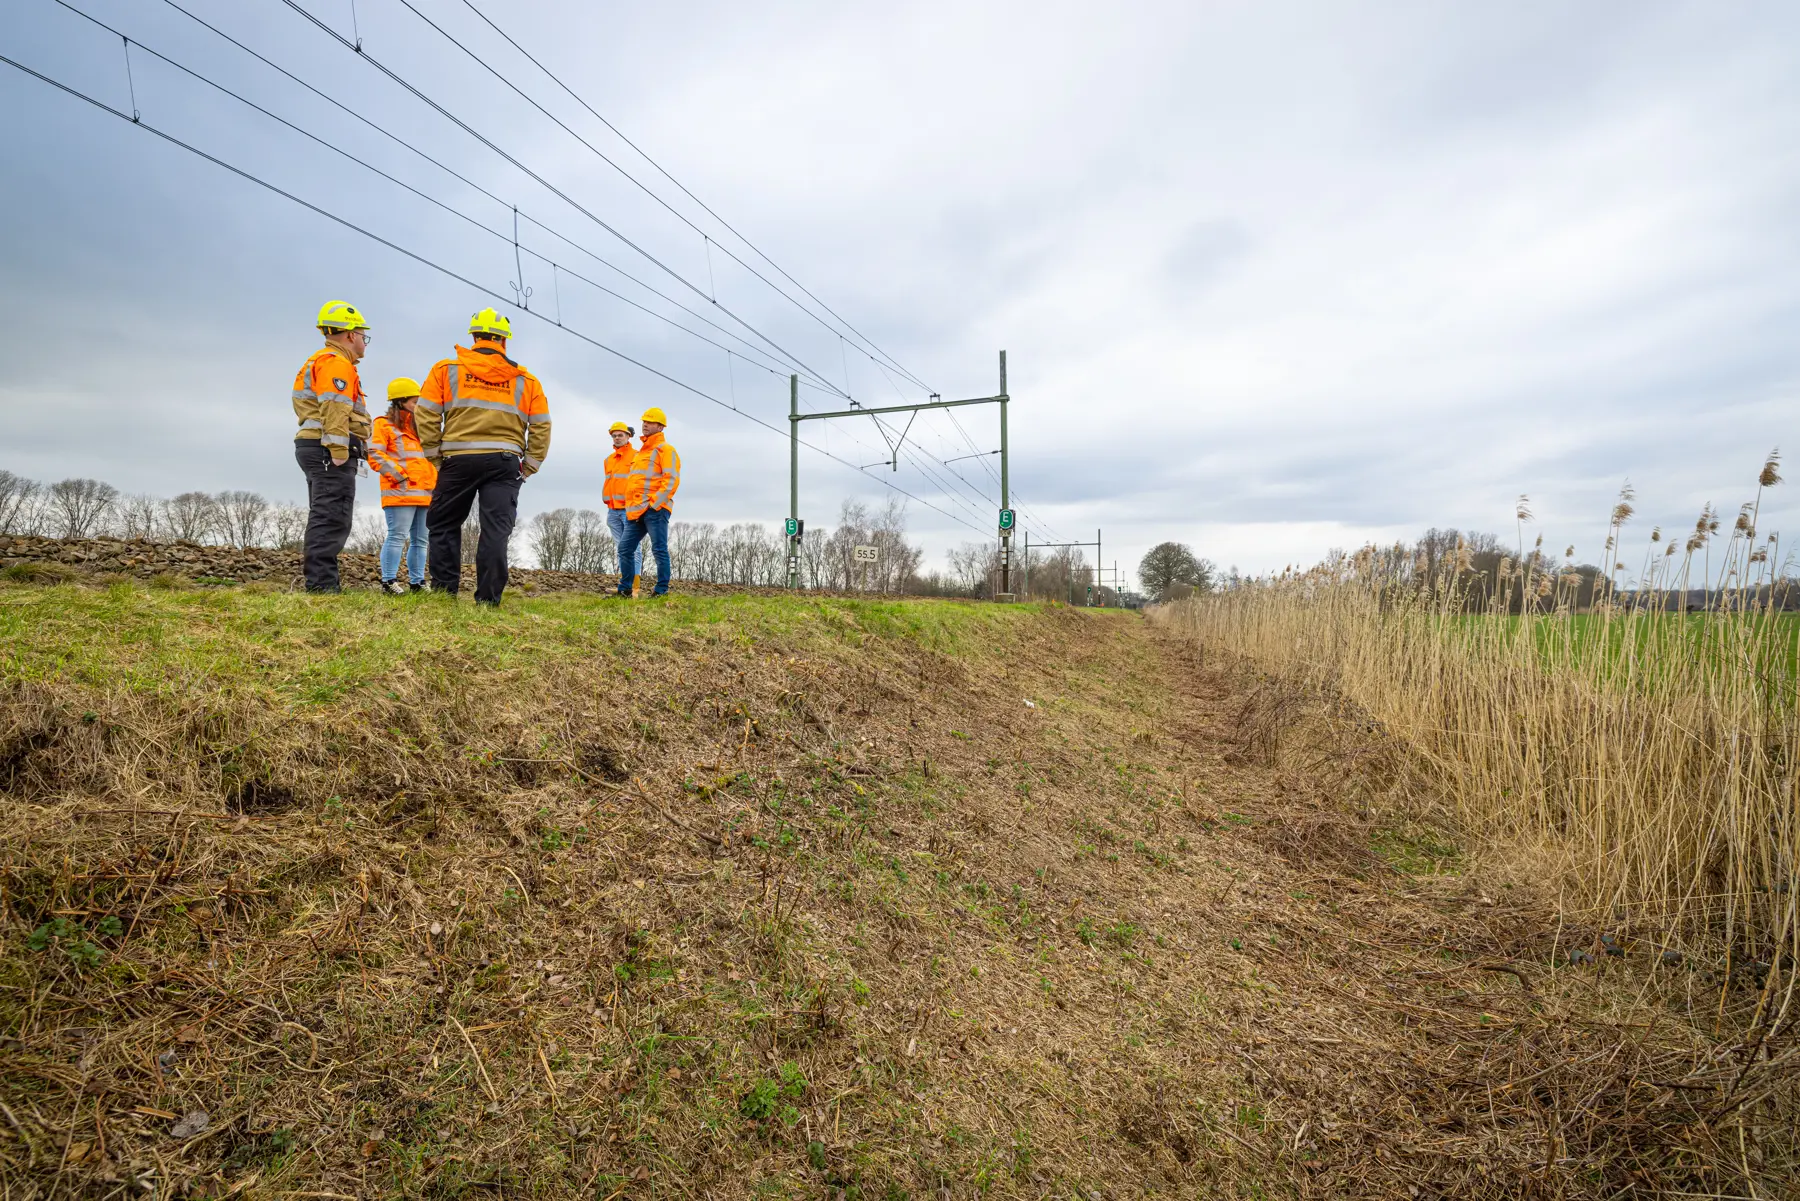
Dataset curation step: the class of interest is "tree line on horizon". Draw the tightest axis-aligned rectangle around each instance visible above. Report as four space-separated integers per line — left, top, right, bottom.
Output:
0 467 1107 598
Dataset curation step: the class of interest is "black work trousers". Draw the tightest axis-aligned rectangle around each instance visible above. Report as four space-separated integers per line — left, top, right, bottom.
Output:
426 453 522 603
295 438 360 593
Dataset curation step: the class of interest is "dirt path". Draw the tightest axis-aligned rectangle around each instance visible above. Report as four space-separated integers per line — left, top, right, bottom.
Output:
919 612 1764 1196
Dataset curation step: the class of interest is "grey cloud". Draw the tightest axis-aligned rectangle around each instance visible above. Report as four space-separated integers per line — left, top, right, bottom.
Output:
1160 220 1253 302
5 0 1800 582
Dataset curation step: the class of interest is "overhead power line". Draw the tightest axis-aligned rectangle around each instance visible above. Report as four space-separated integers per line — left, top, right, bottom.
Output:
437 0 935 395
31 7 1040 545
0 49 992 538
53 0 807 387
795 348 1066 542
273 0 855 403
146 0 844 396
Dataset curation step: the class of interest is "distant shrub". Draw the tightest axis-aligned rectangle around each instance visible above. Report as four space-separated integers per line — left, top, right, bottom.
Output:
2 561 80 584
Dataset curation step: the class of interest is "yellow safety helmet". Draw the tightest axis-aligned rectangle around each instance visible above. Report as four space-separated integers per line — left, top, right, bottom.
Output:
641 407 668 425
468 307 512 340
387 377 422 401
608 421 631 433
316 300 370 333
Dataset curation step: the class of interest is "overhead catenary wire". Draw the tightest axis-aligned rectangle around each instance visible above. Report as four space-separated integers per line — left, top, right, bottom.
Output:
800 372 1067 545
34 10 1050 549
931 391 1074 543
53 1 802 384
792 378 1015 522
874 405 1068 546
145 0 844 396
515 211 830 387
0 50 995 539
785 378 1004 532
438 0 936 395
795 368 1001 524
861 356 1069 545
274 0 856 404
881 436 998 526
120 33 139 121
829 351 1066 542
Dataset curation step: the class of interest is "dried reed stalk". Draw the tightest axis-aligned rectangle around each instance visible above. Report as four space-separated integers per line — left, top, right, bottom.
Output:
1158 457 1800 1012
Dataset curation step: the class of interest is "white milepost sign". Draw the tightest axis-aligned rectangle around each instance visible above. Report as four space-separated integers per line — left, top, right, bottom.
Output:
852 545 880 563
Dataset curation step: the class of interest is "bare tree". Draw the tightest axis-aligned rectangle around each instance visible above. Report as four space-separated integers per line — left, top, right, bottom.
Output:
502 504 964 591
946 542 998 596
162 492 222 543
461 513 481 564
868 497 921 592
0 469 44 535
569 509 616 574
216 490 271 549
809 498 925 593
46 478 119 539
118 494 162 541
347 510 385 556
1026 546 1093 604
530 508 576 570
270 505 308 550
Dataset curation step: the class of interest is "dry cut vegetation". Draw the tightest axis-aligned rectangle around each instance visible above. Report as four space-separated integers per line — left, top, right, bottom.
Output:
2 581 1796 1197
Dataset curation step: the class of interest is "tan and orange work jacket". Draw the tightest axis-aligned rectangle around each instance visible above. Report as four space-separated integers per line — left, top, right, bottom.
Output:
415 344 551 470
291 346 370 449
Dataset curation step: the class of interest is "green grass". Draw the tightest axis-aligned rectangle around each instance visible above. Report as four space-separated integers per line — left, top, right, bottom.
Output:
0 582 1041 708
1441 610 1800 690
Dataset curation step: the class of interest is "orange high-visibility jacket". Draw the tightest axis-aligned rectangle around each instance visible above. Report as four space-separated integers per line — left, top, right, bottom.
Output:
367 411 438 507
291 346 370 449
415 344 551 469
626 432 680 519
602 443 635 510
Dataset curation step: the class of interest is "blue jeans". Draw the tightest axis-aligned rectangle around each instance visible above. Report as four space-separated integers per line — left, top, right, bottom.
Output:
606 508 644 580
381 505 429 584
618 508 671 594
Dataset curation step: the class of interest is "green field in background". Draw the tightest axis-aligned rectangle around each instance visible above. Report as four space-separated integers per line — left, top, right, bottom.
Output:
1436 610 1800 687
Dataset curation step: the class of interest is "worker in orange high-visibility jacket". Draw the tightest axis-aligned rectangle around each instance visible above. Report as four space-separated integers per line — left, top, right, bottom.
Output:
617 407 679 597
292 301 373 592
367 377 437 594
601 421 643 592
415 308 551 605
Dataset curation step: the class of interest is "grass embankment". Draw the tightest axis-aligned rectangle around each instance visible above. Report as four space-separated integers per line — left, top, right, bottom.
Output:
3 583 1796 1197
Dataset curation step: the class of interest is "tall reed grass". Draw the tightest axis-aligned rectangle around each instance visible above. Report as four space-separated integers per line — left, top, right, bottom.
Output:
1157 455 1799 1009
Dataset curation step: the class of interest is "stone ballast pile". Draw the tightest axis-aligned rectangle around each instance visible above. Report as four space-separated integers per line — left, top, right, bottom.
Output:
0 534 638 594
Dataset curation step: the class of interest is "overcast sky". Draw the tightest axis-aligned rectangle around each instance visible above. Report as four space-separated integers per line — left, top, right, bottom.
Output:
5 0 1799 583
